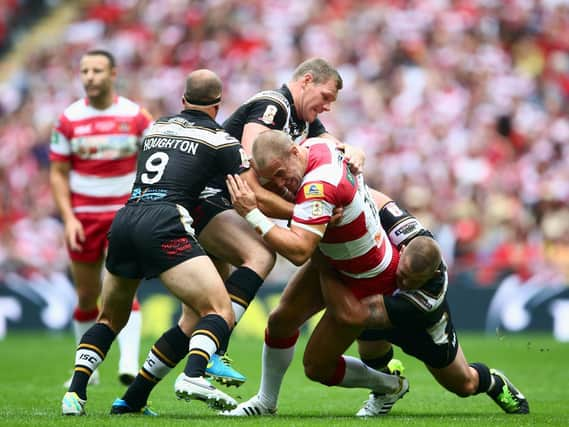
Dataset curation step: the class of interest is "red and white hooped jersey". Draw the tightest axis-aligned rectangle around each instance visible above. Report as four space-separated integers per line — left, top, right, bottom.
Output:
50 96 152 214
292 139 396 295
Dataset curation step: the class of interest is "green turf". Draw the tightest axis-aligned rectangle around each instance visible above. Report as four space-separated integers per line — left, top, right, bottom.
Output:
0 331 566 426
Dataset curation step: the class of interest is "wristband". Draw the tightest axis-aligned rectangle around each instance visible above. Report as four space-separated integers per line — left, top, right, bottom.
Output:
245 208 275 236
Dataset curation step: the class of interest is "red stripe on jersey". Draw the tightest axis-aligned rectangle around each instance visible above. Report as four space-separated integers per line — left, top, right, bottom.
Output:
342 247 400 299
65 115 145 137
327 241 388 274
70 154 137 176
322 211 367 243
55 114 74 139
71 192 130 207
304 142 332 174
134 108 152 133
49 151 70 162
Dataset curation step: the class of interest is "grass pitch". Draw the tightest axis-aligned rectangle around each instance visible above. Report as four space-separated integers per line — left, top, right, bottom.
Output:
0 331 566 426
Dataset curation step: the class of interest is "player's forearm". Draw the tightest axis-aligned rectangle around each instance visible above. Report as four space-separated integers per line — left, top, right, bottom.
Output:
256 188 294 219
262 226 313 266
49 169 75 222
241 170 294 219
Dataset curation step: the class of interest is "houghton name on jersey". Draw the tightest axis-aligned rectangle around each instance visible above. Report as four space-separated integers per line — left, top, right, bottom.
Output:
129 110 248 212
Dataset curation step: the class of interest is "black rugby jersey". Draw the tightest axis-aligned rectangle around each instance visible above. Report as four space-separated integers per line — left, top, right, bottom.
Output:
128 110 247 210
223 85 327 144
384 261 449 329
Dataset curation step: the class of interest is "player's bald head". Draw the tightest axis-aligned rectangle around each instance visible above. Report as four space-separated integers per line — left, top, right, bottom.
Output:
183 69 222 107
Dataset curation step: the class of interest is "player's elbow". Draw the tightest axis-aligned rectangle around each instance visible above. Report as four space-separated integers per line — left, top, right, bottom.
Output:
288 254 309 266
287 250 311 266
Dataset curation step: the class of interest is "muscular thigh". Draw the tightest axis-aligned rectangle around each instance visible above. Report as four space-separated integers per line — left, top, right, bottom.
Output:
198 209 274 277
160 255 231 318
268 260 325 337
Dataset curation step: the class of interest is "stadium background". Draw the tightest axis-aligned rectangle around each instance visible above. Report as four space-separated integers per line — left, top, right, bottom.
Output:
1 0 569 342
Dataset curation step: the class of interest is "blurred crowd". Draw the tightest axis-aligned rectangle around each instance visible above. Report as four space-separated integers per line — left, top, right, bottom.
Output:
1 0 569 289
0 0 51 55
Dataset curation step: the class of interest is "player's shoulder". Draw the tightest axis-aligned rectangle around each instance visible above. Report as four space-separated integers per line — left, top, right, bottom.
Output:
302 137 335 150
62 96 143 119
304 137 338 162
61 98 88 119
247 89 290 111
115 96 145 114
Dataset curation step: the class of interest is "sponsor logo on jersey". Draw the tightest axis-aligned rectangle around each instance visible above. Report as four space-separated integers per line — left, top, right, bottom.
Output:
394 221 419 237
385 201 404 217
168 117 191 127
311 200 323 217
260 105 277 125
118 121 132 132
94 120 117 132
303 183 324 199
75 124 93 135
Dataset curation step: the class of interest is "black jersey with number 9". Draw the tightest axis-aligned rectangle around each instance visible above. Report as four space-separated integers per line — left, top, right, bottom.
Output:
129 110 247 211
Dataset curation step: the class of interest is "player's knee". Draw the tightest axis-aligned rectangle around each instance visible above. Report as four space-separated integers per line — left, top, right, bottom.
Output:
267 308 290 336
217 305 235 328
97 315 125 335
303 357 328 384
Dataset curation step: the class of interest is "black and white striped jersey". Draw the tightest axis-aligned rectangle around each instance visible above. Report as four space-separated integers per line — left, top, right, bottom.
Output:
223 84 327 144
129 109 247 211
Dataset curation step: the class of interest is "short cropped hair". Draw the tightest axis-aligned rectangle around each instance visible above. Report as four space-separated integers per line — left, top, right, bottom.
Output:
83 49 116 68
405 236 442 275
292 58 343 90
252 130 294 170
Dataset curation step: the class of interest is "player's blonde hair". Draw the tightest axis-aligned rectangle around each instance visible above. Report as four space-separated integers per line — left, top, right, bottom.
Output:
292 58 343 90
252 130 294 170
405 236 441 276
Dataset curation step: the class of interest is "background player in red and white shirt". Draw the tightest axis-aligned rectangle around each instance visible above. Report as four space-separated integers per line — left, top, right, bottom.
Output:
49 49 152 387
225 129 405 415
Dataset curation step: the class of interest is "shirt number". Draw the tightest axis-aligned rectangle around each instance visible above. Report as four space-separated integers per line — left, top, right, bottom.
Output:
141 152 169 184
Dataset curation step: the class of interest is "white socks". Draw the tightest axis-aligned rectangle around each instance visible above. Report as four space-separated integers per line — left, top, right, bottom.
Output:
117 309 142 375
340 355 400 394
258 342 296 409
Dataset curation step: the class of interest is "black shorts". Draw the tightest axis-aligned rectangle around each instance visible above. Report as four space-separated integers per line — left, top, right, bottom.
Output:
359 304 459 369
106 202 205 279
189 193 233 236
